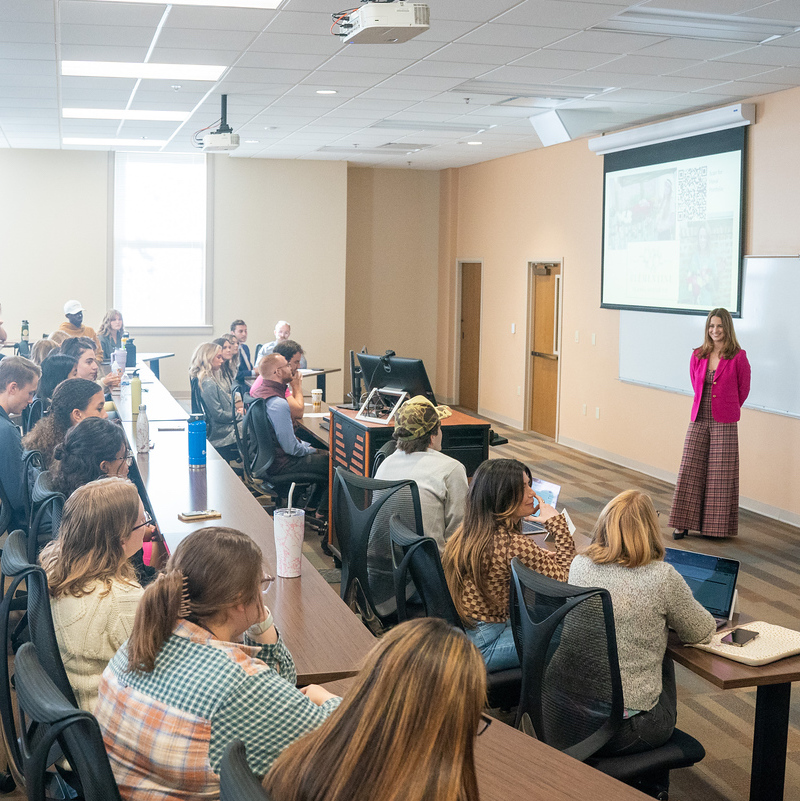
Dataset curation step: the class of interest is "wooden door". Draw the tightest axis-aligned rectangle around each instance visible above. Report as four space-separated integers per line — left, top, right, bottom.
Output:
459 263 481 411
530 266 561 438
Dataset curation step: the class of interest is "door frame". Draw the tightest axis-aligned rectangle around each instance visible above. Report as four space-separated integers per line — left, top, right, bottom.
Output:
454 259 484 408
524 259 564 437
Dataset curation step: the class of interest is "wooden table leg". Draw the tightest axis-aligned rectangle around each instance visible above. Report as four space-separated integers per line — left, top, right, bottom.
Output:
750 682 790 801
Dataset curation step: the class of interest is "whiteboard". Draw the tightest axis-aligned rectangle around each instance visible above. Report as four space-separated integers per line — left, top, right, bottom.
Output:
619 256 800 418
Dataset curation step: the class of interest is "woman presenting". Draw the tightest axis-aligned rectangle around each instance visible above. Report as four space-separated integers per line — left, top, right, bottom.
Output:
669 308 750 539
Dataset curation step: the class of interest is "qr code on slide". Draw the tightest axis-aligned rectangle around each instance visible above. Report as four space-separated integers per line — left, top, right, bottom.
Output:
677 166 707 221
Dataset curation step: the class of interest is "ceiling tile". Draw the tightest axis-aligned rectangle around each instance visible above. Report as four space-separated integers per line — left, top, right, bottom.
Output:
0 43 55 60
411 20 482 43
714 45 800 66
457 23 574 49
224 66 311 84
234 50 328 70
249 32 341 55
358 87 441 102
426 43 535 65
631 75 727 93
422 0 524 23
708 79 795 96
60 44 149 61
480 64 590 85
317 55 414 73
511 48 616 70
149 48 244 65
494 0 625 29
671 61 778 81
299 71 392 87
547 30 667 54
60 1 165 27
735 1 800 23
156 27 257 51
397 60 491 79
0 23 57 44
166 6 275 31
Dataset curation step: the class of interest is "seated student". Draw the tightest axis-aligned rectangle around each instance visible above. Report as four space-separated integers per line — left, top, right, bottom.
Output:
189 342 241 462
39 478 149 712
231 319 255 383
375 396 468 552
57 300 103 353
95 526 340 798
212 335 237 389
36 353 78 407
257 320 307 369
255 354 328 512
0 356 41 530
98 309 125 361
568 490 715 756
250 341 304 422
22 378 107 467
442 458 576 672
61 336 120 392
264 618 485 801
30 338 59 365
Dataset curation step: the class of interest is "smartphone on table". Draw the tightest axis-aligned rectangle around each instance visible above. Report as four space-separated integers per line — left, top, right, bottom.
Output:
721 628 759 647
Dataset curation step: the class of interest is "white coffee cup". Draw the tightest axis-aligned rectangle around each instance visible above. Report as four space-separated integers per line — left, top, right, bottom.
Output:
311 388 323 410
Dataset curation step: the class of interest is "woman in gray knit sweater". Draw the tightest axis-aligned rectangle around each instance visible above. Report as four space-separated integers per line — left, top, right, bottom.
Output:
569 490 715 756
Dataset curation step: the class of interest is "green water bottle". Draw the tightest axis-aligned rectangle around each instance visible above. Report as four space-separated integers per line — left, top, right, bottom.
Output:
131 370 142 419
21 320 29 342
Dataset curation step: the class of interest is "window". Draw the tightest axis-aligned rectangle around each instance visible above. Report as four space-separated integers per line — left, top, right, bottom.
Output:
113 152 208 327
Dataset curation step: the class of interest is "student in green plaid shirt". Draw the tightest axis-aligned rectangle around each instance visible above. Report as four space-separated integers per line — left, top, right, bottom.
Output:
95 527 340 801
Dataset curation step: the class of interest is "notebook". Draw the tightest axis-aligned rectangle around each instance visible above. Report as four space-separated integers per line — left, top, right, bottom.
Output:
664 548 740 629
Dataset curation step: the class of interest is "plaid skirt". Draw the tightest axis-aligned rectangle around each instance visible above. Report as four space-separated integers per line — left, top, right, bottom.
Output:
669 392 739 537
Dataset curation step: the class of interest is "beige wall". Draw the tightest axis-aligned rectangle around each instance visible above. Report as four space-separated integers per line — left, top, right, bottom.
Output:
345 166 440 396
0 150 348 401
439 86 800 524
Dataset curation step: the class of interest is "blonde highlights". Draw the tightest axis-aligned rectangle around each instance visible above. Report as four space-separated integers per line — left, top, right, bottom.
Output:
189 343 222 384
584 490 664 568
264 618 485 801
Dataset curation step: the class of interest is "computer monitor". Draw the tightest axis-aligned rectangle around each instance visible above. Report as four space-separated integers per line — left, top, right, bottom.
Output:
357 352 436 405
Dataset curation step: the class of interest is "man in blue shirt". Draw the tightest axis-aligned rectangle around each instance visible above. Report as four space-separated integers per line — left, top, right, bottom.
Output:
0 356 40 530
231 319 255 385
259 354 327 514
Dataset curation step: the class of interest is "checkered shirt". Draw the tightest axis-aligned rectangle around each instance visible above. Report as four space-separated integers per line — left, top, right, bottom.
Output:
95 620 341 801
460 514 577 623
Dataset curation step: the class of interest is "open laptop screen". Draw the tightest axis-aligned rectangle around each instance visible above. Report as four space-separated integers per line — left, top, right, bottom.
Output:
664 548 740 619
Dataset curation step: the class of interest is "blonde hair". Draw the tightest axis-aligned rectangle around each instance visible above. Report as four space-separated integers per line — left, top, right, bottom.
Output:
696 308 741 360
189 343 222 384
98 309 124 338
30 339 58 365
40 477 140 598
48 330 70 345
264 619 485 801
257 353 283 380
584 490 664 568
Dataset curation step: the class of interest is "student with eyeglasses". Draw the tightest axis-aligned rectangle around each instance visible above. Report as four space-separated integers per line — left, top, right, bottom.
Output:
40 478 153 712
264 618 486 801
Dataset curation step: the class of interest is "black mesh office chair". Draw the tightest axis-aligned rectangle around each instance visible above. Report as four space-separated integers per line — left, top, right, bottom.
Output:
0 474 12 538
509 558 705 800
21 450 44 532
242 398 326 531
21 399 43 436
332 468 424 635
27 491 64 564
389 515 522 710
190 376 213 438
232 388 271 501
220 741 272 801
14 643 122 801
371 439 397 475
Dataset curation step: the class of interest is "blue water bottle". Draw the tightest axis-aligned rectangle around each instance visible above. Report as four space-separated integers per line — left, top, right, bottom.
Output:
188 414 207 470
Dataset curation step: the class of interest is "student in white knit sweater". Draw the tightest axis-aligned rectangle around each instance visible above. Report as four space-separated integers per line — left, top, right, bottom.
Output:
39 477 151 712
568 490 715 756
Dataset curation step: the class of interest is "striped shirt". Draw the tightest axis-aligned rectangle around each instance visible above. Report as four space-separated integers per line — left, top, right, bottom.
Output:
95 620 340 800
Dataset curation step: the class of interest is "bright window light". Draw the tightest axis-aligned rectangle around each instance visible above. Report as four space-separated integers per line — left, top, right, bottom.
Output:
114 153 208 327
62 61 225 81
63 138 169 146
63 108 190 121
98 0 283 7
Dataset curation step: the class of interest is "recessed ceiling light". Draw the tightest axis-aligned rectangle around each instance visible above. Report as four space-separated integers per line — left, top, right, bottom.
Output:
97 0 283 8
316 90 338 95
63 138 168 146
467 141 483 145
63 108 190 121
593 8 800 44
61 61 225 81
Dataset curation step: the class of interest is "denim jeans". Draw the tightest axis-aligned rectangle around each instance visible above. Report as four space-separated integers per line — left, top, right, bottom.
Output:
466 619 520 672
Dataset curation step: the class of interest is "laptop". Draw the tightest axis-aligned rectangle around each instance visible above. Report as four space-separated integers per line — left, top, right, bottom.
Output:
664 548 740 629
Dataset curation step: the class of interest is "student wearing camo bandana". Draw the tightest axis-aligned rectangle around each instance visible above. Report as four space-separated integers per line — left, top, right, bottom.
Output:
375 396 468 553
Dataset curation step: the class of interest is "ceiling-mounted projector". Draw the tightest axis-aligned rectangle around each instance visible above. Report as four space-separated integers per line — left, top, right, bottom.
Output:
336 2 430 44
202 94 239 153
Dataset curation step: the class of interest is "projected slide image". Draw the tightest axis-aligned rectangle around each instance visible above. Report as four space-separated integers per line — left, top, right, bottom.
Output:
602 137 743 315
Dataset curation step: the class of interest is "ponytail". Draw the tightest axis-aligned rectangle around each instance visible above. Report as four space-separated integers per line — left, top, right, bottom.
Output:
127 571 185 674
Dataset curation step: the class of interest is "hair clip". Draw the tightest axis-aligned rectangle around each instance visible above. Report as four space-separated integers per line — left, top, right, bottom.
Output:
178 572 191 619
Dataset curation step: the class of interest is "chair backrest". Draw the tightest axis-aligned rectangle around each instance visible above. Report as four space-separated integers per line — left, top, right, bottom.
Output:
389 515 463 628
14 643 122 801
371 439 397 475
509 557 623 761
21 450 44 531
190 377 214 437
220 741 272 801
0 472 12 537
28 492 64 565
332 467 423 633
241 398 278 480
21 399 43 436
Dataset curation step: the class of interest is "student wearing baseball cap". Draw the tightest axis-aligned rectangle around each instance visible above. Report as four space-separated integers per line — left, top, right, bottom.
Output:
375 395 468 552
57 300 102 354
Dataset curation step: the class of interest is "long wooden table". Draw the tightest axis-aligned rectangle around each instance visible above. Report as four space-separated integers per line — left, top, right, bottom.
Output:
667 618 800 801
112 363 188 423
118 406 375 686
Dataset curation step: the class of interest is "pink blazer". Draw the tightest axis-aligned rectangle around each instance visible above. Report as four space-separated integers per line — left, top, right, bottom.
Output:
689 349 750 423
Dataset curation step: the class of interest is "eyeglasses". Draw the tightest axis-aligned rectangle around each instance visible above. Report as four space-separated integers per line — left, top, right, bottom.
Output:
477 713 493 737
116 449 133 466
261 574 275 591
132 513 154 532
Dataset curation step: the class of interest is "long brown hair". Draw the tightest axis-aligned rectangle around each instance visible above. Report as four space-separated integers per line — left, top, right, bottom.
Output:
695 308 741 360
39 477 139 598
98 309 124 339
126 527 262 673
584 490 665 569
264 618 485 801
442 458 528 622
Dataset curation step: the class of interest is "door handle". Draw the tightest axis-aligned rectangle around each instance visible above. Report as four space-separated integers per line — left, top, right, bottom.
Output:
531 351 558 360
